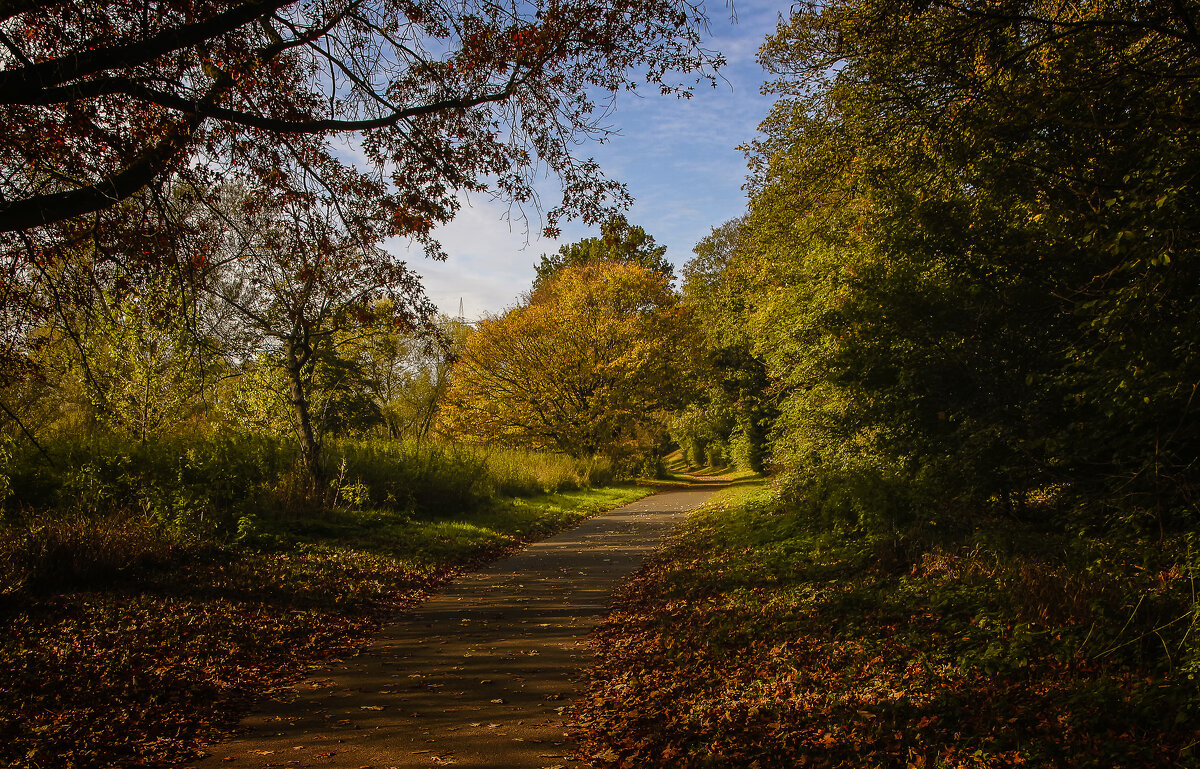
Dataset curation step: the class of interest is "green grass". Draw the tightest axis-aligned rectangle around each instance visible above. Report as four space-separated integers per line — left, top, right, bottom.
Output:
635 449 752 488
0 480 653 769
248 484 652 566
478 448 616 496
0 434 629 594
572 481 1199 768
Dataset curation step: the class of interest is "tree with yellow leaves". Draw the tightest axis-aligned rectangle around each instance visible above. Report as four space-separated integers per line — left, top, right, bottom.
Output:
441 261 695 464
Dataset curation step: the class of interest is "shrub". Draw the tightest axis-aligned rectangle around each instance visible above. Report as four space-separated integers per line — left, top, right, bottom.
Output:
325 439 490 516
730 424 764 473
5 433 294 534
0 511 185 593
327 440 617 512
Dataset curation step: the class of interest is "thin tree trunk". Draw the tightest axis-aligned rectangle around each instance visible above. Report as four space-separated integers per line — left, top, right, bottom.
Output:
285 336 322 491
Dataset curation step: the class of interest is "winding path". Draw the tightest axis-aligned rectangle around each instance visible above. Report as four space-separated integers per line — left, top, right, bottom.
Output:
200 484 722 768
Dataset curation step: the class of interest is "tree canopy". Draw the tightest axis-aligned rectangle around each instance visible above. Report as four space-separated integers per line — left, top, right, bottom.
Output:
532 216 674 289
0 0 721 384
701 0 1200 530
0 0 721 238
442 260 694 461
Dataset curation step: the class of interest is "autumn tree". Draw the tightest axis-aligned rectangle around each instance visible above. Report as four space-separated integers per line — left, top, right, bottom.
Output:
203 186 433 487
0 0 720 239
722 0 1200 529
0 0 722 405
441 261 695 465
532 216 674 289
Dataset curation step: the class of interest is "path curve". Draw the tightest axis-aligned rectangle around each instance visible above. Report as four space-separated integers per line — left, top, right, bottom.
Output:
200 484 722 769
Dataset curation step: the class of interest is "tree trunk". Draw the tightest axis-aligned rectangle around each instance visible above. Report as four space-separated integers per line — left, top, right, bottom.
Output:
284 336 322 491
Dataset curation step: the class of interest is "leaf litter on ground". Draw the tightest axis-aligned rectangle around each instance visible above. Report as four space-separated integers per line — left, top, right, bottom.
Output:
570 481 1199 768
1 485 651 769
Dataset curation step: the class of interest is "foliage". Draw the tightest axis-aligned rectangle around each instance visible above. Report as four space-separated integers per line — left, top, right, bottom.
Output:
0 0 720 240
677 219 774 474
3 432 293 533
681 217 746 349
0 216 231 446
705 0 1200 531
0 0 724 418
668 402 732 468
361 315 469 442
573 482 1200 768
1 432 623 539
533 216 674 290
69 278 209 441
480 447 616 497
198 189 438 486
442 260 697 465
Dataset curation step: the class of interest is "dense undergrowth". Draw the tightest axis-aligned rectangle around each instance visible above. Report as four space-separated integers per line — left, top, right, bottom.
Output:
573 480 1200 768
0 433 640 769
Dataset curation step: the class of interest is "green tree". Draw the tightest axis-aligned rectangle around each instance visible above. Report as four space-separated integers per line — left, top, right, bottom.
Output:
728 0 1200 528
533 217 674 290
360 314 468 442
682 217 744 342
0 233 220 446
205 190 433 488
74 283 208 442
678 218 773 473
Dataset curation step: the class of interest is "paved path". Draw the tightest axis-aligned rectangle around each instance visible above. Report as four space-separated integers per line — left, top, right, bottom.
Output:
200 485 722 769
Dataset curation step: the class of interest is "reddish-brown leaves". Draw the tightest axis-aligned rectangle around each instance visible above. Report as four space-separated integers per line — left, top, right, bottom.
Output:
571 493 1197 768
0 548 446 768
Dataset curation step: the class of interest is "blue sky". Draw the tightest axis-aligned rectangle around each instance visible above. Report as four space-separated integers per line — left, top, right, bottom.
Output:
399 0 785 320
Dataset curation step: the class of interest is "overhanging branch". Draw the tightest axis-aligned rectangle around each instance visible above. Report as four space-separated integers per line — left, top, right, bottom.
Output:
0 77 233 233
3 75 521 133
0 0 295 96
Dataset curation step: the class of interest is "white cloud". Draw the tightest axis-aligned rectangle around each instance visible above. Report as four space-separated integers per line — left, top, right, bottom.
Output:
390 196 565 321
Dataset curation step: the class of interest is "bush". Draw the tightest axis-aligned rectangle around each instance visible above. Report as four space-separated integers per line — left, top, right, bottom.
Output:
0 432 626 593
4 433 294 533
325 439 490 516
730 423 764 473
0 512 185 593
327 440 617 513
3 433 625 527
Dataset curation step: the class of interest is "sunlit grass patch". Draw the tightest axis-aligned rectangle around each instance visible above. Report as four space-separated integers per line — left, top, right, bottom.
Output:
480 448 616 495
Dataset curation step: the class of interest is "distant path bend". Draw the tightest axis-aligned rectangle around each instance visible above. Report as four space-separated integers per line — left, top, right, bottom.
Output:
201 484 723 769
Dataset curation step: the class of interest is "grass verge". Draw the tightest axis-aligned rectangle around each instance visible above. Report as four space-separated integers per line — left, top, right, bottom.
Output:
571 480 1198 768
633 451 747 489
0 484 652 769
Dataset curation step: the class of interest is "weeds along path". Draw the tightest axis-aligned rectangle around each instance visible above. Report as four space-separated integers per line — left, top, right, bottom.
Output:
198 484 723 769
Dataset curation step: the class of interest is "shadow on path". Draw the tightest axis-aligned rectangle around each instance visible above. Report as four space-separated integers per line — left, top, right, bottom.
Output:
199 485 723 769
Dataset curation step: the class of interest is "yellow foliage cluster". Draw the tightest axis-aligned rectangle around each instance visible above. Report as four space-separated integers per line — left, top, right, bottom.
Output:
440 261 697 459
